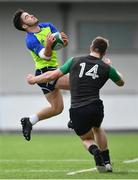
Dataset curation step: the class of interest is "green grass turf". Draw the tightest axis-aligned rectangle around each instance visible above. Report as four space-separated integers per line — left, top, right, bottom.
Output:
0 132 138 179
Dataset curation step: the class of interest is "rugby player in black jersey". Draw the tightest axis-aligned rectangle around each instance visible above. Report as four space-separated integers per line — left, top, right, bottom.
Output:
26 36 124 172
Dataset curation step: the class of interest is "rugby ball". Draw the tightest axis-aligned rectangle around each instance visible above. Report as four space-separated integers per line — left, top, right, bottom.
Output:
51 32 64 50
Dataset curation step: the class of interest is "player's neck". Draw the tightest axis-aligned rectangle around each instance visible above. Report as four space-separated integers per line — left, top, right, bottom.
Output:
90 51 101 59
27 25 41 33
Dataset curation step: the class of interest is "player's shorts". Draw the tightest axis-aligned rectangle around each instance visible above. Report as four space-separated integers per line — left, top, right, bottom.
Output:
35 66 58 94
69 99 104 136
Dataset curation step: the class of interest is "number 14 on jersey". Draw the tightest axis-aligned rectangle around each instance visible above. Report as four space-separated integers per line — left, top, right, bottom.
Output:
79 63 99 79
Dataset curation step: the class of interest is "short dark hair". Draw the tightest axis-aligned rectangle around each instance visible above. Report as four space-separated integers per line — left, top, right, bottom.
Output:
13 9 25 31
91 36 109 56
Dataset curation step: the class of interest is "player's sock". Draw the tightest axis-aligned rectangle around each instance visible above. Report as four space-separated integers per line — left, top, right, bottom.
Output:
88 144 106 172
101 149 113 172
101 149 111 164
29 114 39 125
88 144 98 155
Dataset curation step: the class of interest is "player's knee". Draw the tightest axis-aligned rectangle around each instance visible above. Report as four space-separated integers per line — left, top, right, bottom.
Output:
54 108 63 115
52 105 64 115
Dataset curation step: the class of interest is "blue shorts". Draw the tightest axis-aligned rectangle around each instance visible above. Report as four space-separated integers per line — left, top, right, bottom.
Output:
35 67 58 94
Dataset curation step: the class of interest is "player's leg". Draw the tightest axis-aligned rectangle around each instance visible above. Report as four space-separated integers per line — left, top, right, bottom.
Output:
92 127 107 150
56 74 75 129
69 105 106 173
37 88 64 120
55 74 70 90
36 75 70 120
92 127 112 172
21 67 67 141
55 74 75 129
21 89 64 141
80 129 106 173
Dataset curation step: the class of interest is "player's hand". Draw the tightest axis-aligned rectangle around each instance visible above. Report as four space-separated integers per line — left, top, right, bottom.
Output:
46 33 56 48
60 32 68 46
26 74 36 85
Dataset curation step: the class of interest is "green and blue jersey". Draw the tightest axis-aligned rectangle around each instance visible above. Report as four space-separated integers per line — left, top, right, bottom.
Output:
26 22 59 69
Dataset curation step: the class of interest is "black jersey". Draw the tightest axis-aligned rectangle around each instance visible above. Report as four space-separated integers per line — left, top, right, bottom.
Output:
69 55 110 108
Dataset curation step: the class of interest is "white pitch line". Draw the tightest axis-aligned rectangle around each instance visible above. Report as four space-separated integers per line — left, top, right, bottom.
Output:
0 169 69 173
128 169 138 173
117 169 138 173
67 167 97 175
67 168 138 176
0 159 90 163
123 158 138 163
1 168 138 174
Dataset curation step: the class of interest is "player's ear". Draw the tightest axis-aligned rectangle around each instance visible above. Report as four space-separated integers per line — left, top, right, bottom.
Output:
22 24 28 30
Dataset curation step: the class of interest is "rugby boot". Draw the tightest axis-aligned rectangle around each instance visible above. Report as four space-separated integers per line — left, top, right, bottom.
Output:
21 117 32 141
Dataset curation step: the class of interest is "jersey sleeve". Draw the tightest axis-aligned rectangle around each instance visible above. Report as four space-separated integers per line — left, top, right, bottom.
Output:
109 66 122 82
49 23 58 33
60 57 74 74
40 22 58 33
26 34 44 55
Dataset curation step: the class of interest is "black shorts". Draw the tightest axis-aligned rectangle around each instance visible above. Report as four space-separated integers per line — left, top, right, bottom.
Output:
35 67 58 94
69 100 104 136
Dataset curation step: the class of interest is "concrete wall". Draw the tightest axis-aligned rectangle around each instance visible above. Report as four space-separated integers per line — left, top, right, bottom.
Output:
0 2 138 131
0 93 137 131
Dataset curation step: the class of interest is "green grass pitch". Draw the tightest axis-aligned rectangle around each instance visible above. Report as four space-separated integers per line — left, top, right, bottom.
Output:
0 132 138 179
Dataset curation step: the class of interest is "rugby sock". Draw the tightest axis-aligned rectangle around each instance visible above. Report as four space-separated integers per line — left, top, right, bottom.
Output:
29 114 39 126
88 144 104 167
88 144 99 156
101 149 111 164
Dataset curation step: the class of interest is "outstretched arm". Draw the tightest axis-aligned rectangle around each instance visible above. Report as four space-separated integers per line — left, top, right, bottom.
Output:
27 57 73 85
27 69 63 85
114 71 124 86
109 66 125 86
